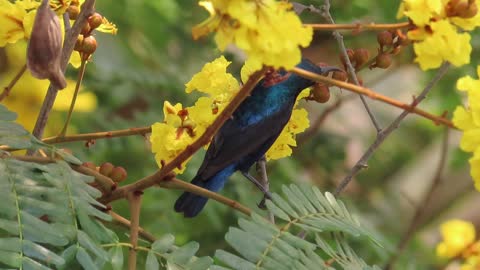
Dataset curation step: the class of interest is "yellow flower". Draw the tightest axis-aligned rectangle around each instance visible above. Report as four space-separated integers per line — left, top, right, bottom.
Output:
410 20 471 70
193 0 313 71
452 66 480 191
397 0 479 70
150 102 196 174
436 219 476 259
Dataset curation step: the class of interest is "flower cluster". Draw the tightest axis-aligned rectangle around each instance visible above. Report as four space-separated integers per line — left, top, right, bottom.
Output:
192 0 313 71
436 219 480 269
452 66 480 191
150 56 311 173
397 0 480 70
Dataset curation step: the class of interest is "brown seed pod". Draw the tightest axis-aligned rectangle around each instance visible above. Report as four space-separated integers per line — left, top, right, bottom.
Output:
310 84 330 103
375 53 392 69
82 161 97 171
27 0 66 89
377 31 393 47
67 5 80 20
99 162 114 177
110 167 127 182
88 13 103 29
353 48 370 67
81 36 97 54
332 70 348 82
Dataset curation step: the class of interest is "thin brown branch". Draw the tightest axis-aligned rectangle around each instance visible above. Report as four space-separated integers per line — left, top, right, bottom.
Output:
127 191 142 270
0 64 27 102
109 211 156 243
99 68 267 204
384 128 450 270
334 62 451 195
11 155 116 193
256 156 274 223
31 0 95 141
306 22 411 31
42 127 152 144
58 59 87 137
320 1 382 133
160 178 252 216
291 67 455 129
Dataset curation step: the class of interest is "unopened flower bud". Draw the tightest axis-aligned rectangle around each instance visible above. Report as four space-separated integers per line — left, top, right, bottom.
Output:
88 13 103 29
374 53 392 69
82 161 97 171
81 22 91 36
310 84 330 103
332 70 348 82
99 162 114 177
67 5 79 20
81 36 97 54
27 0 66 89
74 34 84 51
377 31 393 47
353 48 370 67
110 167 127 182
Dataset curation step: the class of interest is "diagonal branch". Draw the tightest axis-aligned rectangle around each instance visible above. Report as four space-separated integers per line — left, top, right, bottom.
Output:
384 128 450 269
291 68 455 129
335 62 451 195
31 0 96 141
320 0 382 133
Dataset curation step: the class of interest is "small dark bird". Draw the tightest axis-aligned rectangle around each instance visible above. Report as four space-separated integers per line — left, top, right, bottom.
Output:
174 59 337 217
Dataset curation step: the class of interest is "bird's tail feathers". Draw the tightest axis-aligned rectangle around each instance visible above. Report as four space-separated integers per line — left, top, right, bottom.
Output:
174 176 216 218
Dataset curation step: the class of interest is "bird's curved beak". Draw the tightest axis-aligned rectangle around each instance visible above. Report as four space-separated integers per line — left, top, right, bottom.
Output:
320 66 342 75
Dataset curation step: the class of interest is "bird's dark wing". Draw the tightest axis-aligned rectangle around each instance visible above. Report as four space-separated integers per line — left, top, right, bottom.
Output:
196 107 293 181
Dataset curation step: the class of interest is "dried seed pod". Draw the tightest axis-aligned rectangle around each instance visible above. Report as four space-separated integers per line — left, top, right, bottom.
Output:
27 0 66 89
81 36 97 55
99 162 114 177
332 70 348 82
110 167 127 182
353 48 370 67
375 53 392 69
67 5 80 20
88 13 103 29
310 84 330 103
377 31 393 47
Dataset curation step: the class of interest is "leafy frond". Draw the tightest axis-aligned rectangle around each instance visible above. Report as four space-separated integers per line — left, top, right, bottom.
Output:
0 104 117 269
214 184 380 270
148 234 213 270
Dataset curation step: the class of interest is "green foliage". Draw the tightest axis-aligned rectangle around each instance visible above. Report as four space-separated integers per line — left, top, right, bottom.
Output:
214 185 380 270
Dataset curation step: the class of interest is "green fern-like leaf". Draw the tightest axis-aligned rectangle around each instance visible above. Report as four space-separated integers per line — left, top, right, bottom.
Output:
0 104 117 269
214 184 380 270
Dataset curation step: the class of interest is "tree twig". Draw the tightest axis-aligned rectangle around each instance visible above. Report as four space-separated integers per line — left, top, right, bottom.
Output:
256 156 274 223
31 0 95 141
109 211 156 243
58 59 87 137
384 128 450 270
291 67 455 129
0 64 27 102
334 62 451 195
305 22 411 31
320 0 382 133
42 127 152 144
127 191 142 270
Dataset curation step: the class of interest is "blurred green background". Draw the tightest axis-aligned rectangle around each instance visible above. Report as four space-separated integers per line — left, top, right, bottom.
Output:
2 0 479 268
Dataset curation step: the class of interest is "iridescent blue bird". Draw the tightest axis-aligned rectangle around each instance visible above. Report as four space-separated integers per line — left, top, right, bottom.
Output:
174 59 336 217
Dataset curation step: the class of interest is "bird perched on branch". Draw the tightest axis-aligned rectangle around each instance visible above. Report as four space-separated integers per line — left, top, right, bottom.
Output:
174 59 337 217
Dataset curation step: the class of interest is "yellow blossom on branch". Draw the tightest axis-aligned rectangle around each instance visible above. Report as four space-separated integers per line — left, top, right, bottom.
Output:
452 66 480 191
436 219 476 259
397 0 480 70
192 0 313 71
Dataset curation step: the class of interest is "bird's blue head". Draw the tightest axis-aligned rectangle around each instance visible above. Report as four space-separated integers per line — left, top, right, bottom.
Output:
272 58 339 96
